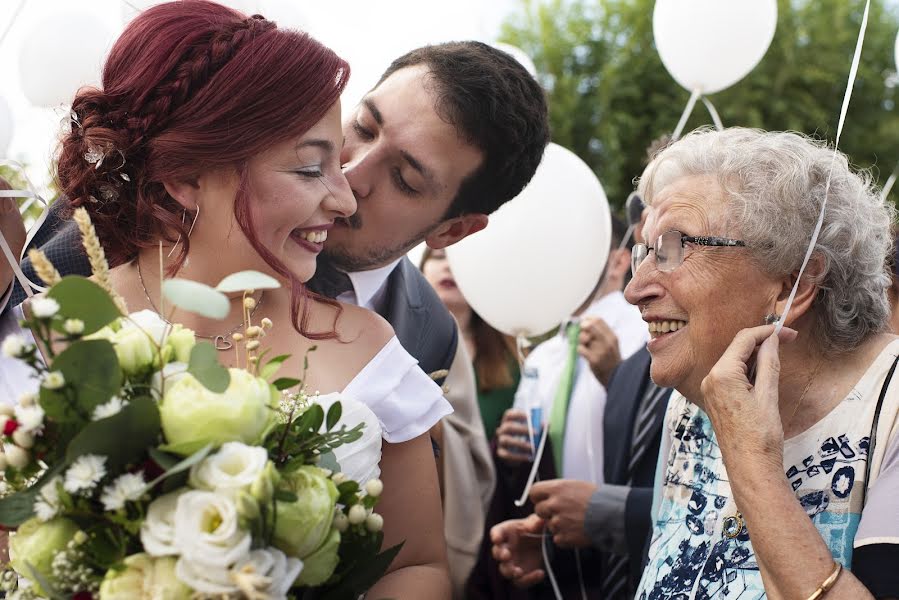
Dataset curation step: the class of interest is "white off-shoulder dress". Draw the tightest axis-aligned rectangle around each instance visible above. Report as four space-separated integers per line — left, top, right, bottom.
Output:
315 336 453 484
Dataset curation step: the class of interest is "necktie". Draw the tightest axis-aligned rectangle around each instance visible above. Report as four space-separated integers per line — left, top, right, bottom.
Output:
308 257 354 299
600 381 669 599
548 321 580 476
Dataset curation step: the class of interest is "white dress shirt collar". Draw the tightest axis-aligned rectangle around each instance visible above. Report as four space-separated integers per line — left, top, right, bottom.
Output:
341 258 404 311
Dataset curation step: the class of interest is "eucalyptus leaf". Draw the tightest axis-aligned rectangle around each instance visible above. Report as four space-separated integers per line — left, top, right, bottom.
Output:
144 444 213 492
272 377 301 391
26 562 67 600
318 451 340 473
216 270 281 293
66 396 160 469
40 339 121 422
162 278 229 319
260 354 290 381
47 276 122 335
188 341 230 393
326 402 342 431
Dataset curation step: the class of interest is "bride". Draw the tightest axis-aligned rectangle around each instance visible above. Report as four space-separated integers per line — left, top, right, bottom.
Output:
53 1 452 596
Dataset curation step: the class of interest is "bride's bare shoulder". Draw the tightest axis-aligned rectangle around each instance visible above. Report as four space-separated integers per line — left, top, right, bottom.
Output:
333 302 395 354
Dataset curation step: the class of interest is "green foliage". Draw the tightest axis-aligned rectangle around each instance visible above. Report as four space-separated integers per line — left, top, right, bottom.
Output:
187 341 230 393
0 464 66 527
49 277 122 335
66 396 161 470
500 0 899 209
268 402 364 472
40 339 122 423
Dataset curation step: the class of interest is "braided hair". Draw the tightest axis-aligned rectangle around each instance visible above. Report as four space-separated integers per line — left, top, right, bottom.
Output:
56 0 349 337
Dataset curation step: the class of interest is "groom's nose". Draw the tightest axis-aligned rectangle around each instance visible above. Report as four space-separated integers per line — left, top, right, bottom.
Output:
340 151 373 201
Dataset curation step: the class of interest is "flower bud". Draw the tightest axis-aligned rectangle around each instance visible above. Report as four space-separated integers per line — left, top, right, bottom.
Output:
63 319 85 335
245 326 263 339
348 504 366 525
5 445 29 469
30 297 60 319
1 334 28 358
332 472 347 485
333 511 349 532
261 318 273 330
365 513 384 533
12 430 34 449
42 371 66 390
73 531 89 545
246 340 261 351
235 491 261 522
243 297 257 310
250 461 280 504
364 478 384 498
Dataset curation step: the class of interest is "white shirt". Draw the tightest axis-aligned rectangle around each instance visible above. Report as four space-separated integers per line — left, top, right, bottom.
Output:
0 306 39 406
336 258 403 312
513 291 648 483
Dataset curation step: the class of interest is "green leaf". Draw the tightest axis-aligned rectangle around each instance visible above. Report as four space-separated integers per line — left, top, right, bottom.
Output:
337 481 359 496
272 377 301 391
316 542 404 600
215 270 281 293
48 276 122 335
40 339 121 422
274 490 298 503
318 451 340 472
162 278 229 319
326 401 343 431
0 464 65 527
66 396 160 469
148 447 180 471
144 444 213 492
81 522 129 570
188 341 230 393
260 354 290 381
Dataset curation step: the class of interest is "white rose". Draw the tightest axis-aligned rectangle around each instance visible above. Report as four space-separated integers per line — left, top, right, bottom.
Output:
1 334 28 358
172 490 250 568
30 297 60 319
140 490 186 557
189 442 269 495
150 362 189 398
175 547 302 599
126 310 169 345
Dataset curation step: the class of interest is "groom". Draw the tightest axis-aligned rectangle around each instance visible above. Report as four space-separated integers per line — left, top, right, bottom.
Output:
1 41 549 595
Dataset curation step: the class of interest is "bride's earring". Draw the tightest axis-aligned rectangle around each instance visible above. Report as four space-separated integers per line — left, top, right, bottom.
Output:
764 313 781 325
167 204 200 260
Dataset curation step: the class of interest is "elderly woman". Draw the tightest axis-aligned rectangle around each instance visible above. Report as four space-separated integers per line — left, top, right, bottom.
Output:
627 128 898 599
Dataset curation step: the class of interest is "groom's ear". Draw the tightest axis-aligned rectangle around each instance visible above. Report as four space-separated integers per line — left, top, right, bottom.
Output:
424 213 489 249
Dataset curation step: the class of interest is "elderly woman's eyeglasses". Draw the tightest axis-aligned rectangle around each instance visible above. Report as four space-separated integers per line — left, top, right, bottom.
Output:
631 230 746 275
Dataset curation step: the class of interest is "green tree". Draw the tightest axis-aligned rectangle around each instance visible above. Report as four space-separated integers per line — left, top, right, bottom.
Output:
500 0 899 210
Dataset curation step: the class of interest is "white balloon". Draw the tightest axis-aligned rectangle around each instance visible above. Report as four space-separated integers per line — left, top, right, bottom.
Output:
494 42 538 77
0 98 12 159
894 30 899 73
447 144 611 337
653 0 777 95
19 13 115 108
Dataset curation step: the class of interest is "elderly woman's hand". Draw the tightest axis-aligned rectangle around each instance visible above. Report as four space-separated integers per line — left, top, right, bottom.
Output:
700 325 798 469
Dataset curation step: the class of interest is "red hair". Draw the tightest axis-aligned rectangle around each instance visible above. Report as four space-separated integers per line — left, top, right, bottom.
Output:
56 0 349 337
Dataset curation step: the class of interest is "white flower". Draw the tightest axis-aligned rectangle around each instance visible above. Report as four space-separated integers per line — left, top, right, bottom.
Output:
63 454 107 494
100 472 146 511
30 296 60 319
14 404 44 434
365 512 384 533
41 371 65 390
364 478 383 498
5 445 29 469
172 490 251 567
33 476 62 522
1 334 28 358
140 490 186 557
175 547 302 599
150 362 189 398
63 319 85 335
348 504 367 525
91 397 127 421
189 442 269 495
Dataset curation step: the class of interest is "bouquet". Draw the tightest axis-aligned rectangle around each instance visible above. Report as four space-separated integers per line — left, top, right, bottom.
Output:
0 210 399 599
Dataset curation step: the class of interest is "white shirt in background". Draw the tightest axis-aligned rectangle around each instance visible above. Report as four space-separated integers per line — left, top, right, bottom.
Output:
513 291 648 484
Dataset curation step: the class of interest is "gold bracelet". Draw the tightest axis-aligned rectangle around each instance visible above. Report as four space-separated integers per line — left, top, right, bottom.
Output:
805 561 843 600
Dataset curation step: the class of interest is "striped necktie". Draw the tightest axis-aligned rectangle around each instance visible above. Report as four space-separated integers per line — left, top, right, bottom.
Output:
600 381 668 599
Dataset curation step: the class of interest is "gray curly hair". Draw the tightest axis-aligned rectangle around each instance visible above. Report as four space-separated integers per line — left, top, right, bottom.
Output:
638 127 895 355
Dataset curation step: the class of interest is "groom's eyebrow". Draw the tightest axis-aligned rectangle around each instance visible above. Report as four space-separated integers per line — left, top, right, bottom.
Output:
363 98 436 187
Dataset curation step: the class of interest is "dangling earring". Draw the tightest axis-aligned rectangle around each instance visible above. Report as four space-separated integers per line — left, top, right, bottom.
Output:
167 204 200 259
764 313 781 325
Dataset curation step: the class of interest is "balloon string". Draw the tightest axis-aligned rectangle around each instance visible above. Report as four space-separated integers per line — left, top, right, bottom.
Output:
514 422 549 507
701 97 724 131
776 0 869 336
672 89 701 141
881 160 899 202
617 224 635 251
515 333 532 367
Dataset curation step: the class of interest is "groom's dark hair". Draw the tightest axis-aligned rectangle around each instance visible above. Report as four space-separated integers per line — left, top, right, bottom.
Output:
376 41 549 219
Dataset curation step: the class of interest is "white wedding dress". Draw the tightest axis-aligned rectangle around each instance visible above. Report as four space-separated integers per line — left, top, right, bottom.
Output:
315 336 453 484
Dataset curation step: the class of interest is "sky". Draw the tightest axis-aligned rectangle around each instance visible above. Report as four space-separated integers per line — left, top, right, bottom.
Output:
0 0 519 195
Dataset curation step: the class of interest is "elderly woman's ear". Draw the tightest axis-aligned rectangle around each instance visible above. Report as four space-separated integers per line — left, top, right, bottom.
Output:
772 255 825 328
